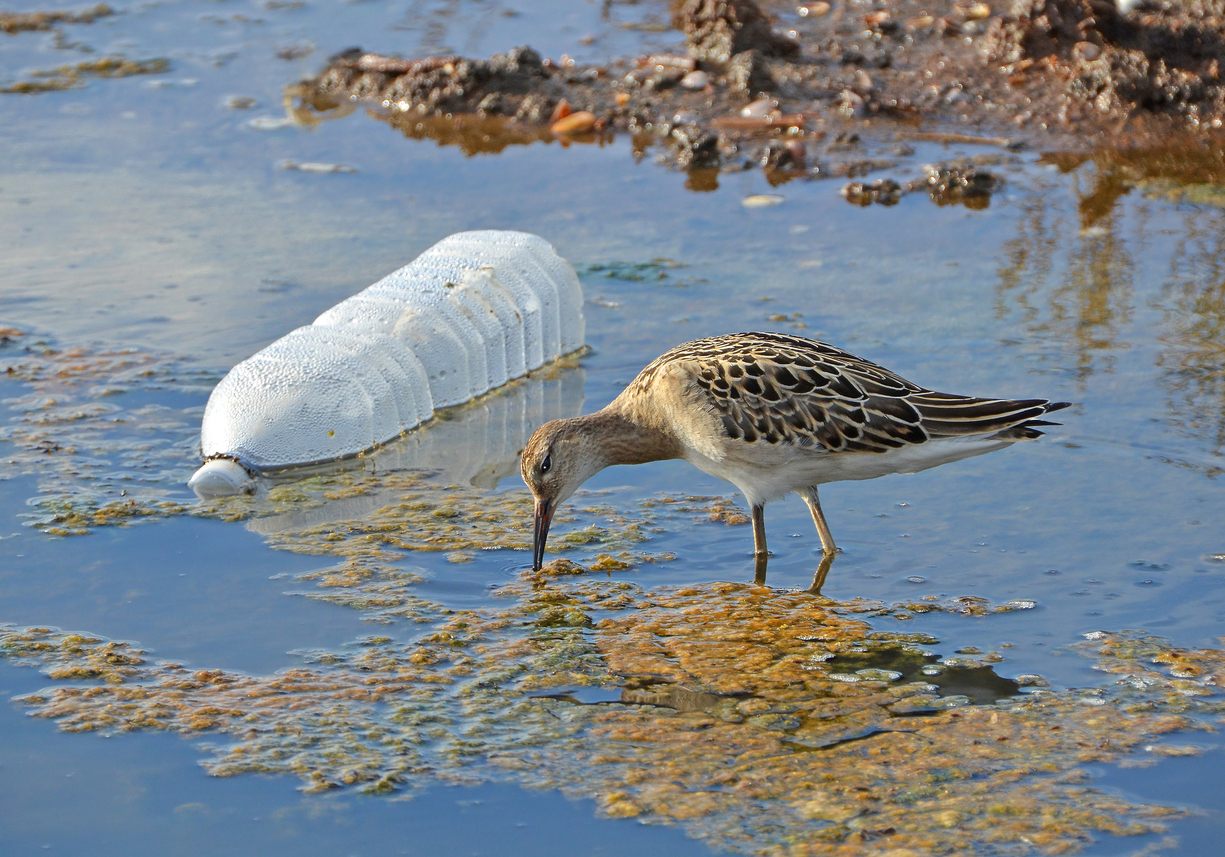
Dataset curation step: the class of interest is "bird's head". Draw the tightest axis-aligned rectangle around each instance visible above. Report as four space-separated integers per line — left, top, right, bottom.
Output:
520 417 606 570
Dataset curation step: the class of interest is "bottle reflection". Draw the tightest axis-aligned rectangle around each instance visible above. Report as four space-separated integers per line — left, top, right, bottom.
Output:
248 365 585 535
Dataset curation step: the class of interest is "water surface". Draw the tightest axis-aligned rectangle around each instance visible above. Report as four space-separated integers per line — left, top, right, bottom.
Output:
3 2 1225 854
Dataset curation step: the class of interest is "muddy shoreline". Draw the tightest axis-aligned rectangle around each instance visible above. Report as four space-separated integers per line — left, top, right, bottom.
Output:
292 0 1225 197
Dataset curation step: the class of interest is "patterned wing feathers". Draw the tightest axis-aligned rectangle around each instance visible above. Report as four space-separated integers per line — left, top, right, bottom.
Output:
666 333 1067 454
680 334 928 452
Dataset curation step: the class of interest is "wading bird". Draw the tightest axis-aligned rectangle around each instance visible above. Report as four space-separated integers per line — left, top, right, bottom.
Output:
521 332 1067 589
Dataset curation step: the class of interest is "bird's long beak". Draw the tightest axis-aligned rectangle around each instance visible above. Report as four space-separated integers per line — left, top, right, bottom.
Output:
532 497 554 571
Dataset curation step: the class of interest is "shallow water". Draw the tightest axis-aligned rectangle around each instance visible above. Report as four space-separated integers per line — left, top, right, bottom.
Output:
3 1 1225 855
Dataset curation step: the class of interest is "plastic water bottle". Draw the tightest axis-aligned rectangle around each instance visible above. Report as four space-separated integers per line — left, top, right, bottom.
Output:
188 231 585 497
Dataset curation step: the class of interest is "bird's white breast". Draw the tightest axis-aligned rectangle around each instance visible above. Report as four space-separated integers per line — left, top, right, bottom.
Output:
684 434 1014 507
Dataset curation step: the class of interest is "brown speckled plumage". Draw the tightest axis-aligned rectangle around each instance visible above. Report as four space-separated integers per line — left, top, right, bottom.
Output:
628 332 1064 452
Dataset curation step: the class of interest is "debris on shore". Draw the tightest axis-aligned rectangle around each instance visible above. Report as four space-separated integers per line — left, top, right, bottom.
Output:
290 0 1225 185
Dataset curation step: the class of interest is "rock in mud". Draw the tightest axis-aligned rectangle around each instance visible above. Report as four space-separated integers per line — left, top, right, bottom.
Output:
320 45 557 117
920 163 999 207
841 178 902 206
761 138 806 171
726 48 775 95
671 123 721 169
987 0 1126 65
672 0 800 64
987 0 1225 125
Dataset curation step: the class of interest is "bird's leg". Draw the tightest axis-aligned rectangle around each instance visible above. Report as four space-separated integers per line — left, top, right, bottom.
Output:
800 487 838 556
751 503 769 581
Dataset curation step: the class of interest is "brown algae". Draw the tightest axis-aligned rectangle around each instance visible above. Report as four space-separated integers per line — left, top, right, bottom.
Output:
0 4 113 34
3 56 169 94
4 585 1223 854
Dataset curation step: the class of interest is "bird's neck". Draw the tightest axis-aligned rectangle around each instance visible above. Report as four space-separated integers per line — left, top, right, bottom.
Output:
573 406 682 468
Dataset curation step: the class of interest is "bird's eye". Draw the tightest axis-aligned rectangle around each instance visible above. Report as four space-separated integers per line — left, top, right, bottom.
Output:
540 454 552 474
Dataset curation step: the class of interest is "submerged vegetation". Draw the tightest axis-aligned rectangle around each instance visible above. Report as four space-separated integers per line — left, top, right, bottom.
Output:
1 590 1219 855
0 3 113 34
2 56 169 94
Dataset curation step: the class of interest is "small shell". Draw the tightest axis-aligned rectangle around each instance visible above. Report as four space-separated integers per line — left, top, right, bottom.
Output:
740 97 778 119
864 10 891 29
742 194 785 208
280 160 356 173
797 2 831 17
680 70 709 90
963 3 991 21
551 110 597 135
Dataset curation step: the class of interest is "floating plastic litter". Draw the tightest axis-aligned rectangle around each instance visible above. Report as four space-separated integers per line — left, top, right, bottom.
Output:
189 231 585 497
